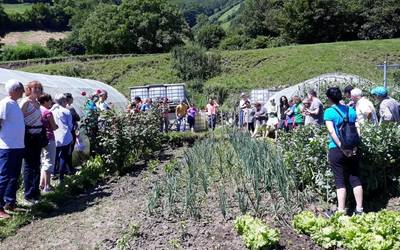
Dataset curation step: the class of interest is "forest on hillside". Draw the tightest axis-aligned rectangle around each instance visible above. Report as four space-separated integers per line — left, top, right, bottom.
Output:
1 0 400 58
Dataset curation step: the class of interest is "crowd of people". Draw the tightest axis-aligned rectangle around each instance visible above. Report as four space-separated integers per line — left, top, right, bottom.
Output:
126 96 220 132
1 78 399 219
238 85 399 215
0 79 111 219
239 85 400 138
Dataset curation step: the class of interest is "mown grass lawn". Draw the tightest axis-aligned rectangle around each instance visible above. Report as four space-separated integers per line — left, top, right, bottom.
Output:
22 39 400 97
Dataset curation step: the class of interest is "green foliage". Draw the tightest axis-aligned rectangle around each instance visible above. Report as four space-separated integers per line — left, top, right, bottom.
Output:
1 42 54 61
293 210 400 250
231 0 282 38
116 222 140 250
148 132 302 218
93 110 163 175
22 39 400 102
46 36 86 56
0 5 9 37
219 33 251 50
358 0 400 39
78 0 187 54
195 23 226 49
278 123 400 204
6 3 69 31
171 44 222 81
234 214 280 250
163 131 208 148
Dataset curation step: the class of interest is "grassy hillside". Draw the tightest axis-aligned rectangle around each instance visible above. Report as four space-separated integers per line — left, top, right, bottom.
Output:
21 39 400 98
1 3 32 14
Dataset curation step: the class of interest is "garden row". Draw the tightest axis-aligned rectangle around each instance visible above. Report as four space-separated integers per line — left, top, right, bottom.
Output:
147 123 400 249
0 110 197 240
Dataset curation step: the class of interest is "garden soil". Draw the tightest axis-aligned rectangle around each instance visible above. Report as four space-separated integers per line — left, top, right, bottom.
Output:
0 147 322 250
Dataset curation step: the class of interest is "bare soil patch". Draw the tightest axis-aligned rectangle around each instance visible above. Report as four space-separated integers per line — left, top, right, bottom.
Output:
1 31 70 46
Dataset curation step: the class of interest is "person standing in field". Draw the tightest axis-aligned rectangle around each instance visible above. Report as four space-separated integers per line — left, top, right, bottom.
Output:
20 80 45 204
175 99 188 132
350 88 378 132
304 90 324 126
292 96 304 127
0 80 25 218
187 103 197 132
238 93 250 129
158 97 170 132
324 87 363 215
370 86 400 124
65 93 80 175
279 96 290 131
343 85 355 108
206 99 218 130
52 94 74 184
38 94 58 193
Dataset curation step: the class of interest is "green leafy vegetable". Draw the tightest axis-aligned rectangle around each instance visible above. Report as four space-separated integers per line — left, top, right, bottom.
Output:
234 214 280 250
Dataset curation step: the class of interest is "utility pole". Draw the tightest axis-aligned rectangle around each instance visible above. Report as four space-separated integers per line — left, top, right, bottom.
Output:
376 61 400 88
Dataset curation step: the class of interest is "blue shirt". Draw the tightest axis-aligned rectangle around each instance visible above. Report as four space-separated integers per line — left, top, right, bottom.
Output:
140 103 151 112
323 104 357 149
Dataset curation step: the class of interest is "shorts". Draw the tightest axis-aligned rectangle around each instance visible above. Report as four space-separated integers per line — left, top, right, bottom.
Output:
328 148 362 189
41 140 56 172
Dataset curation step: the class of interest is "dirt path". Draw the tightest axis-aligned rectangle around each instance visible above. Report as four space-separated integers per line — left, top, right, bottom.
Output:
0 147 320 250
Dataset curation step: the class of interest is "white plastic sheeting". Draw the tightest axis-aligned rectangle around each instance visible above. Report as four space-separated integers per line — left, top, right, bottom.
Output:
0 68 128 115
268 72 373 103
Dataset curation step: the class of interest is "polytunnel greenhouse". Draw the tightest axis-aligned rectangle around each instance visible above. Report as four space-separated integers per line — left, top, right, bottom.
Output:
269 72 374 102
0 68 128 115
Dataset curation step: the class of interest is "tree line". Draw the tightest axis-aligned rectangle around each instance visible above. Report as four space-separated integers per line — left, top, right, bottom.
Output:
1 0 400 56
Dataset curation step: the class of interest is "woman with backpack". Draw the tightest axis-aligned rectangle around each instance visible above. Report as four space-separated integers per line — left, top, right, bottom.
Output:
324 87 363 216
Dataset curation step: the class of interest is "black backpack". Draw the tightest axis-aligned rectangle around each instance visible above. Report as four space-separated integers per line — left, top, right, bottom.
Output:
333 106 361 150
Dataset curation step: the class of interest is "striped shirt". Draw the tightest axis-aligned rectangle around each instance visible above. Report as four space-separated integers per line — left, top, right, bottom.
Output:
20 98 42 134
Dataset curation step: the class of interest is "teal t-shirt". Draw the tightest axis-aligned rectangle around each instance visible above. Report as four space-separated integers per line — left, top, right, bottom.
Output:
323 104 357 149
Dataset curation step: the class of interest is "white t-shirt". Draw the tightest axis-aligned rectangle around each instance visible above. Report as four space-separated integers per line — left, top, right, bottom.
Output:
356 97 378 125
0 97 25 149
51 104 73 147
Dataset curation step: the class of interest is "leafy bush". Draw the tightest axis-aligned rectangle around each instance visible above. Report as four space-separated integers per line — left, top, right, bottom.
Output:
7 3 69 31
234 214 280 250
248 36 290 49
278 124 400 204
78 0 187 54
1 42 54 61
171 44 221 81
195 23 226 49
219 34 251 50
293 210 400 250
84 109 163 175
46 37 86 56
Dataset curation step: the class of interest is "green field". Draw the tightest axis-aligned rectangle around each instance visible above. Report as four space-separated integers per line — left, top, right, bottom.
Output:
1 3 32 14
22 39 400 98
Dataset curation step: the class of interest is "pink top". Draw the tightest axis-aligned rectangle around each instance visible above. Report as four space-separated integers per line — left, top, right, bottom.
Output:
41 106 55 141
206 104 217 116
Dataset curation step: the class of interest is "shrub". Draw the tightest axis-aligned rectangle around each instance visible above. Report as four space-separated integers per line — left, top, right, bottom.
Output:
219 34 251 50
46 36 86 56
278 124 400 204
195 23 226 49
83 109 164 175
1 42 54 61
171 44 221 81
248 36 290 49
